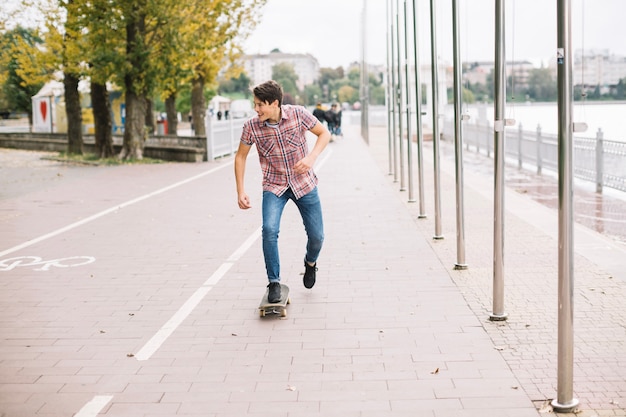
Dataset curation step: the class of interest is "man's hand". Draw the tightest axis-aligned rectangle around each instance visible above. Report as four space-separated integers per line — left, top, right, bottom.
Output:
293 155 315 175
238 192 252 209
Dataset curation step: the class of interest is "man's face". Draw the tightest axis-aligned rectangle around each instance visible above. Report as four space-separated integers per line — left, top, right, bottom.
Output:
253 98 280 122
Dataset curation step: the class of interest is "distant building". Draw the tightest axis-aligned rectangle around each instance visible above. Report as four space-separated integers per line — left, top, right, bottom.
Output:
462 51 626 96
346 61 386 80
573 49 626 94
461 60 535 91
243 52 320 90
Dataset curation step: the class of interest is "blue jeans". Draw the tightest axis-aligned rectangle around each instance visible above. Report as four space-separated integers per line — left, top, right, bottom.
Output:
262 187 324 283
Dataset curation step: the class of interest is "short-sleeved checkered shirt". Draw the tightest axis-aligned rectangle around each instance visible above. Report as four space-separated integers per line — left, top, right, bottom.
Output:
240 105 319 199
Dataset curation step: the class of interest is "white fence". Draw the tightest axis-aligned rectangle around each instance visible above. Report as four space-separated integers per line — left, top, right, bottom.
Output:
203 106 388 161
204 115 246 160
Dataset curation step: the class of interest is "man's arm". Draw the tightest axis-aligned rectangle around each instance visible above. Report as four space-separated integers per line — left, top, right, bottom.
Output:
234 142 253 209
293 121 331 175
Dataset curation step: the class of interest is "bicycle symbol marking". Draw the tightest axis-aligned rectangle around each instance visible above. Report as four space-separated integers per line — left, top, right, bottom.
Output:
0 256 96 271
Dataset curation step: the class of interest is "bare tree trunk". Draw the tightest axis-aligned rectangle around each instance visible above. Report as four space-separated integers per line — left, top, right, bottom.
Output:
63 71 83 155
119 11 146 160
90 81 115 158
191 76 206 137
165 93 177 135
120 88 145 160
145 98 154 134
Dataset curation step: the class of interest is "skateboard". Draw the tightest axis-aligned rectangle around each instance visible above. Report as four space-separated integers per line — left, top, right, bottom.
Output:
259 284 290 317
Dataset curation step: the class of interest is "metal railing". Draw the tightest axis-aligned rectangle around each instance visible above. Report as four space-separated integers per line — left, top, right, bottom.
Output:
443 121 626 193
205 115 246 160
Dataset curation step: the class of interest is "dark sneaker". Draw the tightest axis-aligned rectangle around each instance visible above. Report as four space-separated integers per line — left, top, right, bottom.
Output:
303 261 317 289
268 282 281 303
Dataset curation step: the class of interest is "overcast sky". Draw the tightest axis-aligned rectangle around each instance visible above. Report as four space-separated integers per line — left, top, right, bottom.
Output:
244 0 626 69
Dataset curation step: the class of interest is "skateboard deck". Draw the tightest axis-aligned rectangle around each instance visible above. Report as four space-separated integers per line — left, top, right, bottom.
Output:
259 284 290 317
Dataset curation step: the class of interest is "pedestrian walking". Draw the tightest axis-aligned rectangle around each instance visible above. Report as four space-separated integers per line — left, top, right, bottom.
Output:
312 102 326 123
330 103 342 137
234 80 331 303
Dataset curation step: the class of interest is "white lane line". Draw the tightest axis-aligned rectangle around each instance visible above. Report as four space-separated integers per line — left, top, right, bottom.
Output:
316 148 332 171
59 148 335 416
134 226 261 361
0 162 233 258
74 395 113 417
133 147 334 362
134 284 216 361
227 227 262 262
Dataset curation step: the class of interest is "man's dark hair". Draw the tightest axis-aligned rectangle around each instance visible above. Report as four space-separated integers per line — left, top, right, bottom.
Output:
253 80 283 106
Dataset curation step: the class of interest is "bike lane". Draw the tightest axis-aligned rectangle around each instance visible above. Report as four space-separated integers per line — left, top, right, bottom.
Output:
0 155 267 416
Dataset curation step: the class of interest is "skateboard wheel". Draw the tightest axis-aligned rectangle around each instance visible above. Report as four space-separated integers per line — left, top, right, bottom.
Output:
280 309 287 318
287 298 291 305
259 309 265 317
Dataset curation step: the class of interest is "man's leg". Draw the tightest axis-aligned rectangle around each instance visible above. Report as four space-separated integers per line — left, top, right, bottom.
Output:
294 187 324 288
262 191 289 302
262 191 289 283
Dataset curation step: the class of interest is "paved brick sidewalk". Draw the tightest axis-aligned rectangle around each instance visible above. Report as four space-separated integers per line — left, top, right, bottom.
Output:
362 124 626 416
3 121 625 416
0 132 543 417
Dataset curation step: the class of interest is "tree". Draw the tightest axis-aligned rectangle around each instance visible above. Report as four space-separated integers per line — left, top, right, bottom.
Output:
0 27 46 124
79 0 124 157
272 62 299 99
303 84 322 105
14 0 89 155
62 0 84 155
117 0 158 159
337 85 357 104
149 0 191 136
219 72 252 98
176 0 266 137
317 67 344 102
616 79 626 100
526 68 557 102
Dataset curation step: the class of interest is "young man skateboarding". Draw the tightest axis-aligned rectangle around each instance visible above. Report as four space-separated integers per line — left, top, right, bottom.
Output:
234 80 331 303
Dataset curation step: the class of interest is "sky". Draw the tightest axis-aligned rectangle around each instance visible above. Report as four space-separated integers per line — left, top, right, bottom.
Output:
4 0 625 70
244 0 626 69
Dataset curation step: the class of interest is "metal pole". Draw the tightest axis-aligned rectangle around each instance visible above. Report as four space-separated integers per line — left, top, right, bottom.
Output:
390 0 399 183
451 0 466 269
537 124 543 175
412 0 426 218
205 110 213 161
518 123 523 169
396 0 406 191
229 114 235 153
552 0 578 412
429 0 443 239
404 0 415 202
361 0 369 143
386 0 394 174
595 128 603 193
490 0 507 321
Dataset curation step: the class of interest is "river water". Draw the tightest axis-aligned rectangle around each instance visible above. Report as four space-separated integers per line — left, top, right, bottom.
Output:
448 101 626 142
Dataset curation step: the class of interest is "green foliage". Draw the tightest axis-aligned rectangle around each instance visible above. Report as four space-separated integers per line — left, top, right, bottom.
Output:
337 85 357 103
316 66 384 106
272 62 299 98
612 78 625 100
525 68 557 102
369 84 386 105
303 84 322 105
219 72 252 97
0 27 46 115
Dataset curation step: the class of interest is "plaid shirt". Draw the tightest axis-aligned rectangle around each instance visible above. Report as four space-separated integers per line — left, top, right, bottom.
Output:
241 105 319 199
